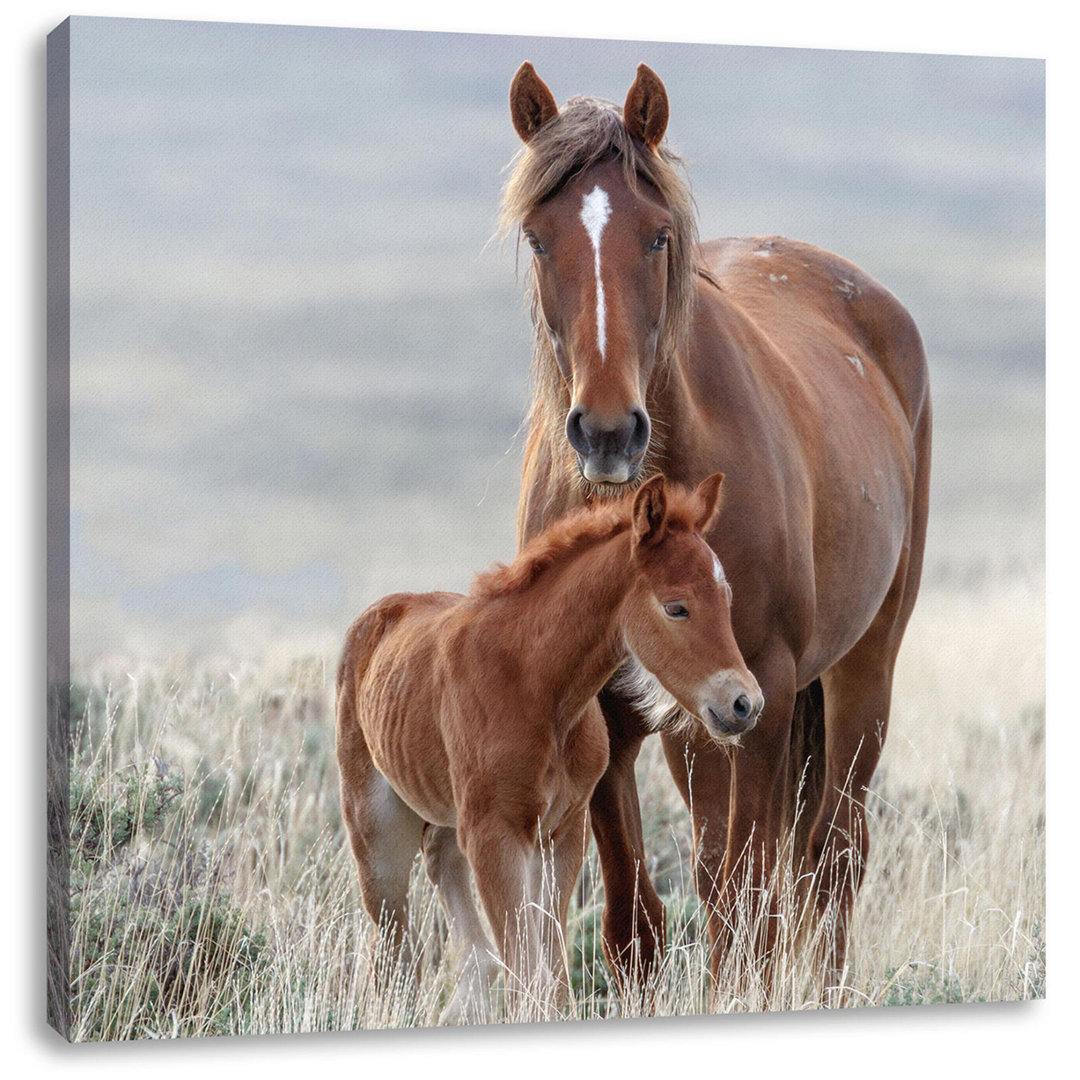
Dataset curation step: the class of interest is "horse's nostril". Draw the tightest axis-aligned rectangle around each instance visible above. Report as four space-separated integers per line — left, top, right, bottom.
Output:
733 694 751 721
565 406 590 456
626 406 651 458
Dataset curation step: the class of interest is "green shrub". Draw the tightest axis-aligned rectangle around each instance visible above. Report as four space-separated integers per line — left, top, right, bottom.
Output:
72 843 269 1039
70 759 183 866
567 901 609 1003
883 962 979 1007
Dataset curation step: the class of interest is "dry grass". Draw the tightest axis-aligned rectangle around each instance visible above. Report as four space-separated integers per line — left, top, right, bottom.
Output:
56 581 1044 1040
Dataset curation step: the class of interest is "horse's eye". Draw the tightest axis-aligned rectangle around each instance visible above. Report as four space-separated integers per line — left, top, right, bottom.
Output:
663 602 689 619
525 233 546 255
651 230 671 252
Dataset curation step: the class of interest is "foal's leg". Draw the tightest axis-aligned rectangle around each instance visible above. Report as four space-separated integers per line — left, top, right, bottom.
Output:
458 812 563 1020
590 689 667 987
422 825 499 1024
339 760 426 980
337 660 426 988
547 806 593 1008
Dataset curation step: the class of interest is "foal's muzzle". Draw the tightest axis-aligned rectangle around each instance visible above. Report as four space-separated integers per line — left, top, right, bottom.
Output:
702 676 765 738
565 405 651 485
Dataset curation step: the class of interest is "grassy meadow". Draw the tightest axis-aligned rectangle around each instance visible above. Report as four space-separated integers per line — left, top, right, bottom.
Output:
59 583 1045 1039
58 374 1045 1036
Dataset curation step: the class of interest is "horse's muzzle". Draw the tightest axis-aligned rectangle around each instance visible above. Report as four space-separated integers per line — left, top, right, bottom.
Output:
566 405 650 485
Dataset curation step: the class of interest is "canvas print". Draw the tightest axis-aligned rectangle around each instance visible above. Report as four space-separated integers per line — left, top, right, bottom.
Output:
46 17 1045 1039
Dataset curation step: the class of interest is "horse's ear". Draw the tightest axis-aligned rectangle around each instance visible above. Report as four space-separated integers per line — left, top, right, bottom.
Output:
693 472 725 533
623 64 669 151
632 474 669 549
510 62 559 143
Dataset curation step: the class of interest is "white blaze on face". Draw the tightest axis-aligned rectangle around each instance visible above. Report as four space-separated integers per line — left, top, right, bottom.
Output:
711 549 733 602
579 186 612 362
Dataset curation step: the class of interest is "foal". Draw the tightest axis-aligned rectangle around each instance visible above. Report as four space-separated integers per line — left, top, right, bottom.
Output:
335 473 762 1021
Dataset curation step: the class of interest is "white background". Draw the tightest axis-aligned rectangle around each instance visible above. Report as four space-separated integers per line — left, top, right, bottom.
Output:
6 0 1073 1074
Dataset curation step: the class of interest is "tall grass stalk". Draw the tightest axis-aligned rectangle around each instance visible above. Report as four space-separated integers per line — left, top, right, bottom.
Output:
60 585 1044 1038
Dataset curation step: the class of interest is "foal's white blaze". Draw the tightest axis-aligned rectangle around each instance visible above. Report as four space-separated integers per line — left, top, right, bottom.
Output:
579 186 612 362
710 550 733 602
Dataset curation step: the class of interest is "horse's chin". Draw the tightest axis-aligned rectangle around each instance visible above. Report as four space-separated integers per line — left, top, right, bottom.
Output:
584 479 634 501
704 726 743 750
575 459 648 500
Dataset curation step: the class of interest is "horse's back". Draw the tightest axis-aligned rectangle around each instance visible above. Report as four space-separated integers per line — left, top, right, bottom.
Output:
693 235 931 676
699 235 929 426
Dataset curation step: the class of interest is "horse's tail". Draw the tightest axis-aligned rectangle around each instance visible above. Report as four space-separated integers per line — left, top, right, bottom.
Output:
788 678 827 859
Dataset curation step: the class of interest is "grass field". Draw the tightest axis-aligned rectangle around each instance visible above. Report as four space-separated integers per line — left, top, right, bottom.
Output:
54 375 1046 1038
57 572 1044 1039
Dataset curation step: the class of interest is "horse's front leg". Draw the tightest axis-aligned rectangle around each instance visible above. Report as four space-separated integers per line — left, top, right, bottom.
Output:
660 722 731 921
590 689 667 991
665 649 797 1000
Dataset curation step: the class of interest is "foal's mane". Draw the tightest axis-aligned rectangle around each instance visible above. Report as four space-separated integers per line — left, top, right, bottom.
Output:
472 482 702 601
499 94 701 445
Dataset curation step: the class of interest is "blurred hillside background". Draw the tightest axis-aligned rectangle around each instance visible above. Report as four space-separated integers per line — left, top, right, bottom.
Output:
67 17 1043 660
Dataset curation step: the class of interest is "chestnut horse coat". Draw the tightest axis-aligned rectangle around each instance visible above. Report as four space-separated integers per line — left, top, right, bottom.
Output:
505 63 931 983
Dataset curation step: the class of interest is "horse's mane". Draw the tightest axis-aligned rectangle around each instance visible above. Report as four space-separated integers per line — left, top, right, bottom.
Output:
472 481 703 601
499 95 701 453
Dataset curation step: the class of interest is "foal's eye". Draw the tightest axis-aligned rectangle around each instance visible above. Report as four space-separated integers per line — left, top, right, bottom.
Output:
651 230 671 252
662 602 690 620
525 233 546 256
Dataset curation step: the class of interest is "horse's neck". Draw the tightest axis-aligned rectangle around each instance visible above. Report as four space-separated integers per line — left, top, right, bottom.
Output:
501 531 634 728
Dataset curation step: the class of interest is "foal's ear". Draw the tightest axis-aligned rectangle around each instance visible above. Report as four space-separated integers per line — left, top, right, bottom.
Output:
632 474 669 549
693 472 725 533
510 62 559 143
623 64 669 151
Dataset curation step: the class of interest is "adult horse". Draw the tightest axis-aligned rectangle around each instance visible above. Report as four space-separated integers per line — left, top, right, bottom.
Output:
502 62 931 989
